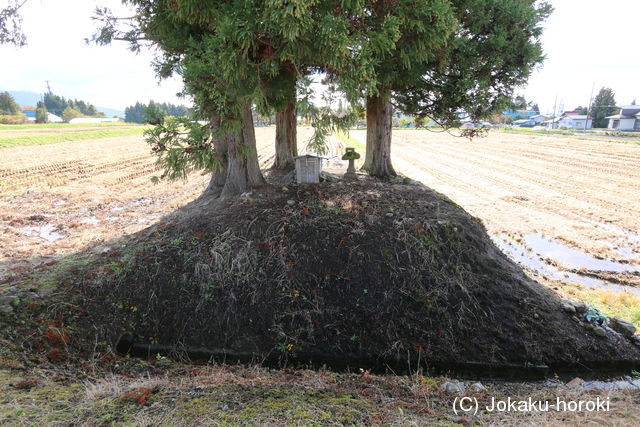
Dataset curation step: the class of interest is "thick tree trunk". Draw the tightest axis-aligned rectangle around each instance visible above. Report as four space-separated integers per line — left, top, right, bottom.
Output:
362 90 396 178
205 115 228 196
272 96 298 170
220 103 266 197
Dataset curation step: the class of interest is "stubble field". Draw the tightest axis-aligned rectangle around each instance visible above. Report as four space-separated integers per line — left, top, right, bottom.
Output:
1 125 640 425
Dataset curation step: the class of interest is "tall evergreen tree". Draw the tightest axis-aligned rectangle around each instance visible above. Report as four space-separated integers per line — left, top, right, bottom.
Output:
95 0 551 189
513 95 528 110
328 1 552 178
591 87 617 128
94 0 362 196
124 102 147 123
35 101 48 123
144 100 165 125
0 91 21 115
340 0 457 178
391 1 552 178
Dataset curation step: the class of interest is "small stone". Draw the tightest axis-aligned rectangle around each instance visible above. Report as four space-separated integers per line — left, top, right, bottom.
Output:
574 302 588 314
542 379 562 388
468 382 486 393
287 200 295 206
0 305 13 314
609 317 637 338
566 377 584 388
562 302 576 314
593 326 607 337
440 381 466 395
571 316 580 322
385 213 394 218
282 186 289 192
320 171 342 182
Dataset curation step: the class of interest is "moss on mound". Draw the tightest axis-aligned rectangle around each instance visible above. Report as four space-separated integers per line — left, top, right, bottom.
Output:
73 179 640 375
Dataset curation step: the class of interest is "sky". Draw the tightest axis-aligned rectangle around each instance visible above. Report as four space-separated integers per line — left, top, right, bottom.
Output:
0 0 184 110
523 0 640 114
1 0 639 114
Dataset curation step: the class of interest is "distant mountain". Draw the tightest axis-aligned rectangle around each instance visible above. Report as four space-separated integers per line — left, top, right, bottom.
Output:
95 106 125 118
3 90 125 118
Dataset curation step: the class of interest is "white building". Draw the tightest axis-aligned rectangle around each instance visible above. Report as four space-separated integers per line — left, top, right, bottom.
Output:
47 113 63 123
25 112 63 123
543 117 561 129
606 105 640 131
548 115 592 130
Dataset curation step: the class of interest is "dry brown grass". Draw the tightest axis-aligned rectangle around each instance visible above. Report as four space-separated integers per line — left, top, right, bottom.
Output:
1 362 639 426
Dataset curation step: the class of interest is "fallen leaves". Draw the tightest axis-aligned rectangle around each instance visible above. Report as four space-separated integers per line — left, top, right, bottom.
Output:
122 387 155 406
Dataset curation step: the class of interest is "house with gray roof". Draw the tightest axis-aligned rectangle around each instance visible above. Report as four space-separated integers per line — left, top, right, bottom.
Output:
606 105 640 131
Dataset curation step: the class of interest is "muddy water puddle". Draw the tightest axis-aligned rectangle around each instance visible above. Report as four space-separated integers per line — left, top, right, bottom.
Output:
576 216 640 246
617 246 640 259
524 234 640 273
18 223 66 243
492 235 640 296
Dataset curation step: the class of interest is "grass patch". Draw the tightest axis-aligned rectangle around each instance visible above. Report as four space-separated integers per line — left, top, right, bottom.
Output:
335 130 365 150
559 283 640 328
0 122 133 130
0 127 148 148
495 126 640 144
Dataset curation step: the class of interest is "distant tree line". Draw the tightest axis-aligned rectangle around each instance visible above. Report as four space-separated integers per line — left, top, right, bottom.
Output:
43 92 104 118
124 101 191 124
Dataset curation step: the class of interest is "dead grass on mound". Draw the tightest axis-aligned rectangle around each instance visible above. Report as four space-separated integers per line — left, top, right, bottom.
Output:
34 178 629 373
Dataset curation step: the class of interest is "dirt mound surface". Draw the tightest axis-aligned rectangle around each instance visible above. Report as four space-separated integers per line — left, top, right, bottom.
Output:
73 179 640 375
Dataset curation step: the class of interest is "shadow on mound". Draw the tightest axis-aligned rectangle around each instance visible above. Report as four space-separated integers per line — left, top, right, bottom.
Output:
77 179 640 377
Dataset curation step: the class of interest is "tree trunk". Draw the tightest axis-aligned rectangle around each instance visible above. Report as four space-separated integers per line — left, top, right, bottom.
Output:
362 90 396 178
272 96 298 170
221 103 266 197
205 115 228 196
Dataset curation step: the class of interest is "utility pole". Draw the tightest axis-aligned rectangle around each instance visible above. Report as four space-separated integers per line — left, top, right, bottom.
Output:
45 80 52 94
552 93 558 129
584 82 595 131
